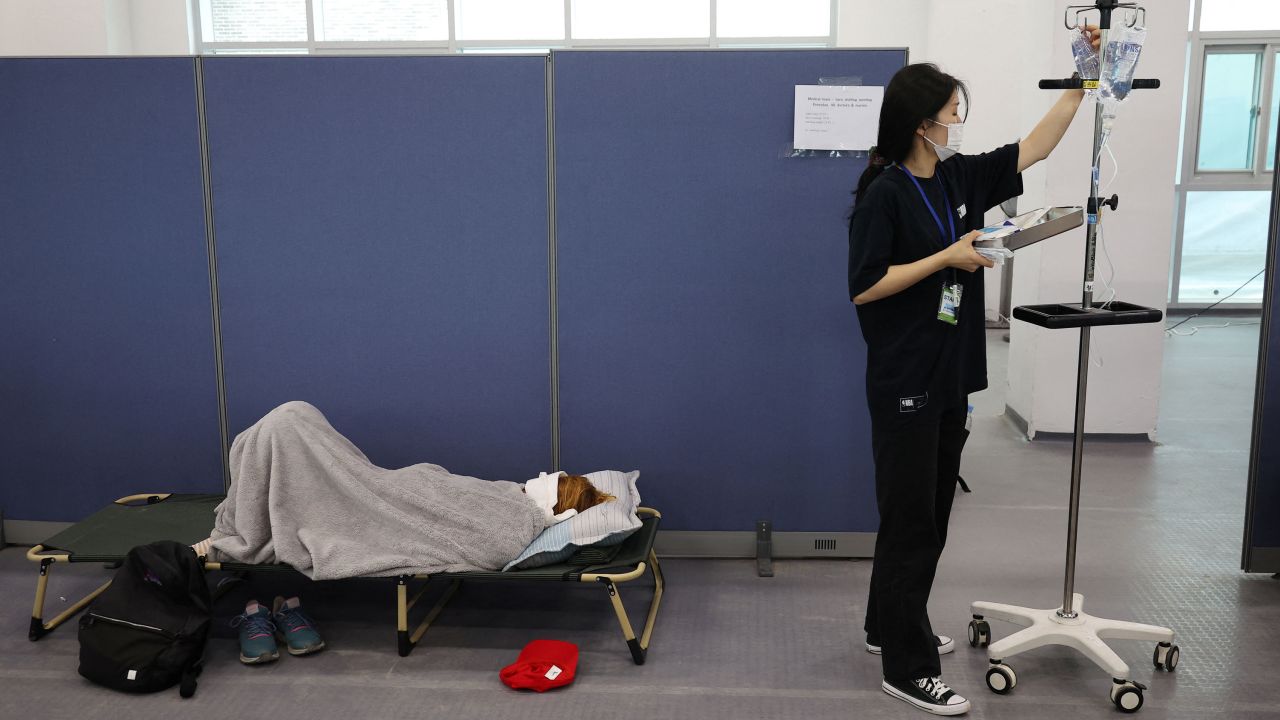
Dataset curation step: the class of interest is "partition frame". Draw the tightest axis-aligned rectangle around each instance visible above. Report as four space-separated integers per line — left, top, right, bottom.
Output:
1243 113 1280 573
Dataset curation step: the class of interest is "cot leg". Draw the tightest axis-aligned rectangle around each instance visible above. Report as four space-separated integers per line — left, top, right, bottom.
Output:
638 551 665 653
600 579 644 664
30 558 110 641
600 559 665 668
396 576 460 657
396 576 412 657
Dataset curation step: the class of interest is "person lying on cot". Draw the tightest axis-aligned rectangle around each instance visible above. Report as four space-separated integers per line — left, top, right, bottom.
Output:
192 470 612 558
191 401 620 664
199 401 617 581
195 469 615 666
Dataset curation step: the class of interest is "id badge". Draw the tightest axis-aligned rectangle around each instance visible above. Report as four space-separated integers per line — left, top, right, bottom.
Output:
938 283 960 325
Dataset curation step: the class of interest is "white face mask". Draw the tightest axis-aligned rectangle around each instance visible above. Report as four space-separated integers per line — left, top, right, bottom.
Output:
925 119 964 160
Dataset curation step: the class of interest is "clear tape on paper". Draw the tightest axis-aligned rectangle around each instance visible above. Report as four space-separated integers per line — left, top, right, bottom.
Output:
782 145 869 159
788 77 878 159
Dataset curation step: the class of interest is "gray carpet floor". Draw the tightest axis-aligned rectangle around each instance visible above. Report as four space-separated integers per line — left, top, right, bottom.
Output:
2 319 1276 720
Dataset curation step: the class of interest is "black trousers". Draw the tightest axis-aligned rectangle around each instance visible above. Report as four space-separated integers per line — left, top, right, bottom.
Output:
863 402 969 683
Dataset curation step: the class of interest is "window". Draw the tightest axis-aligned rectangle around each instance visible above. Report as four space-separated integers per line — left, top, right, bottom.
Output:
1196 50 1261 171
315 0 449 42
716 0 830 39
1179 191 1270 302
200 0 307 43
1269 50 1279 170
193 0 835 53
1172 2 1279 306
572 0 709 40
457 0 564 42
1199 0 1280 32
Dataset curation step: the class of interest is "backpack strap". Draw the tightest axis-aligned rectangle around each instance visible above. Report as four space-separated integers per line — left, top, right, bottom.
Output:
178 660 202 698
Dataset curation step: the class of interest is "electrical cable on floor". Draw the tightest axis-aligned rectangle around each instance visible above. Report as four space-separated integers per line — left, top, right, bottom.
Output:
1166 268 1266 335
1088 142 1260 339
1166 319 1261 336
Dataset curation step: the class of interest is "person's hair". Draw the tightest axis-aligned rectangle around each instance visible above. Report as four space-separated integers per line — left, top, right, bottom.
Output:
555 473 617 515
851 63 969 209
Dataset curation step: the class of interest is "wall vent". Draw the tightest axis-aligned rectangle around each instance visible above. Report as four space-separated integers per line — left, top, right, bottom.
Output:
814 538 837 551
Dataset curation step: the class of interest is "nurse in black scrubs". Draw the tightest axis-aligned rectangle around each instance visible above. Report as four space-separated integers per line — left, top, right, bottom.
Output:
847 35 1098 716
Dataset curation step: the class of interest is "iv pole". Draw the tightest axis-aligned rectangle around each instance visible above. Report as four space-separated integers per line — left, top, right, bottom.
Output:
965 2 1178 714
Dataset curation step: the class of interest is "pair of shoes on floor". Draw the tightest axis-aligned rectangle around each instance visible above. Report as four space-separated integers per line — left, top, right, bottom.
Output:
882 675 971 716
865 634 955 656
233 596 326 664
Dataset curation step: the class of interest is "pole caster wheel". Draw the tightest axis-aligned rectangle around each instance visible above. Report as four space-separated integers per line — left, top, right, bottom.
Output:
985 663 1016 695
968 618 991 648
1153 642 1179 671
1110 680 1146 713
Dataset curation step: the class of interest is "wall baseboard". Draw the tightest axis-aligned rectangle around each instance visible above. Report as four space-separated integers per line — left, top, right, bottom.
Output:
3 520 877 560
3 520 70 547
1004 404 1154 443
655 531 874 559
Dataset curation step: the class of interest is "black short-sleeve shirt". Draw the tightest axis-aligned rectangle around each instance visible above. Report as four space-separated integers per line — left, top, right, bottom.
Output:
847 142 1023 423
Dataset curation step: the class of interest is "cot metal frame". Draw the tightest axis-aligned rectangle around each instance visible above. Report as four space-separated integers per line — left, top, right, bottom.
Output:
392 508 665 664
27 495 665 664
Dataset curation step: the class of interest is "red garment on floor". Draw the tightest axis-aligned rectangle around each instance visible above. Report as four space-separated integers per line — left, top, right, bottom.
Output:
500 640 579 692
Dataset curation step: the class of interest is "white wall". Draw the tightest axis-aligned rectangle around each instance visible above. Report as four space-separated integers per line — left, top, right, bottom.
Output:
0 0 114 55
1009 0 1189 437
836 0 931 62
129 0 193 54
0 0 190 56
837 0 1191 437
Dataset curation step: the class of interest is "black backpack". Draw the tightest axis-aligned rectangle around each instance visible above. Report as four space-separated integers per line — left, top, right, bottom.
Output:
78 541 211 697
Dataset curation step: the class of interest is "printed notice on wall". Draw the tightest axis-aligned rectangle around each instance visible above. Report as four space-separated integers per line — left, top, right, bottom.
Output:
793 85 883 151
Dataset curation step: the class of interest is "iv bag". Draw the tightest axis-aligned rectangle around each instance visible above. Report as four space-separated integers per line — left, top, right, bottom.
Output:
1099 24 1147 103
1070 28 1100 94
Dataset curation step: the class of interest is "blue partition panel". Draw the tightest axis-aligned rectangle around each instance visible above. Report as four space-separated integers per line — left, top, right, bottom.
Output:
554 50 903 532
1246 136 1280 567
0 59 222 521
204 56 551 481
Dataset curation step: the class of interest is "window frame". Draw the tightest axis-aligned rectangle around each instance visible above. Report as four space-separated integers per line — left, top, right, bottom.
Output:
191 0 838 55
1171 0 1279 308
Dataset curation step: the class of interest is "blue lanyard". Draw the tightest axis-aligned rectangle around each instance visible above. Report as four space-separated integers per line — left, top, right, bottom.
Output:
897 165 956 247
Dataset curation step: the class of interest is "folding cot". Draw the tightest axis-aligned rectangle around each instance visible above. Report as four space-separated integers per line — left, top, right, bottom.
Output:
26 493 664 664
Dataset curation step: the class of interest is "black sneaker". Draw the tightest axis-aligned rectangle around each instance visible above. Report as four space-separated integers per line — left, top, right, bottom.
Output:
866 634 955 656
881 676 971 716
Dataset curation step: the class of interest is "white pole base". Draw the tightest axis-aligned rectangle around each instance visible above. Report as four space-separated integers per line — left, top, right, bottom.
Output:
971 593 1175 679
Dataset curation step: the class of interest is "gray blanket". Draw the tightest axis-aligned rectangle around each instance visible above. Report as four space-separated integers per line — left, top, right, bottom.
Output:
210 401 546 580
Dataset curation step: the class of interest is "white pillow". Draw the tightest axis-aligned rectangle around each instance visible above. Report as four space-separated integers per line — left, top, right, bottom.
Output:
503 470 641 571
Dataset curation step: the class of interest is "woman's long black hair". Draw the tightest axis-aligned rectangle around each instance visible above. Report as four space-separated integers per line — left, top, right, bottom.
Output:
852 63 969 209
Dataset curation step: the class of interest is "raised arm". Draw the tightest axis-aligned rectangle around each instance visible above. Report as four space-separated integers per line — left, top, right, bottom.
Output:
1017 90 1086 172
1017 25 1101 173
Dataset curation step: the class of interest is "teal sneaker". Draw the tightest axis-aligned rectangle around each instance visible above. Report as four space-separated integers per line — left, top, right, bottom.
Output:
272 596 325 656
232 600 279 664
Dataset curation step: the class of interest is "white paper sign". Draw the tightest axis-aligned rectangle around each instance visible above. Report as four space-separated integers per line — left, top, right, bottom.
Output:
793 85 883 151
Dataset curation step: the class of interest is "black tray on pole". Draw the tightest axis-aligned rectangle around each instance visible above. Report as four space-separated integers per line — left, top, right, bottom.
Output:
1012 301 1163 329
